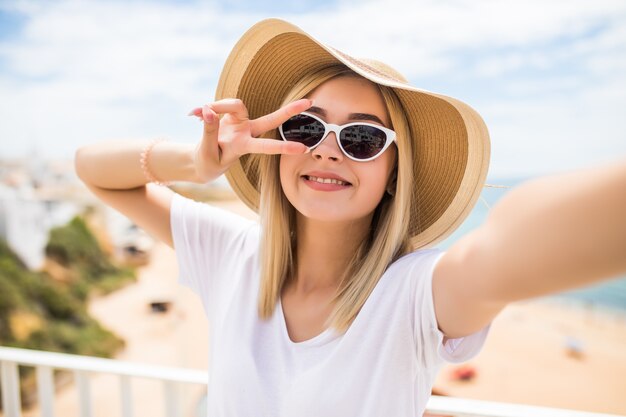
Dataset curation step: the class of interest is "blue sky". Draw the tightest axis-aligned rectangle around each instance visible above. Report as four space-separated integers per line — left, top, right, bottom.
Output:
0 0 625 179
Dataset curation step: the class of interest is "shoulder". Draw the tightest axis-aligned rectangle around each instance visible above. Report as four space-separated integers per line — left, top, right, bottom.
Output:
389 248 446 276
170 192 260 251
375 248 446 295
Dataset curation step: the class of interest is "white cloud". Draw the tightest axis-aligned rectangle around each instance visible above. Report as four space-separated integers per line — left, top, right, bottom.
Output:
0 0 624 178
299 0 626 78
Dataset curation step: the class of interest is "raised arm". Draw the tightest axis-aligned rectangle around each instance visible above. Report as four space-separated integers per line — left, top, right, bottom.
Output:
432 158 626 339
74 98 313 249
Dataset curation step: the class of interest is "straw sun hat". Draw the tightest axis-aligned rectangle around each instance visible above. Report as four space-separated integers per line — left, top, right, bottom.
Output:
215 18 491 250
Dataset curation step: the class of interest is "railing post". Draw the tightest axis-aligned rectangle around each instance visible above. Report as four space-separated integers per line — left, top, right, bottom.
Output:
164 380 181 417
120 374 133 417
74 370 92 417
1 361 22 417
36 366 55 417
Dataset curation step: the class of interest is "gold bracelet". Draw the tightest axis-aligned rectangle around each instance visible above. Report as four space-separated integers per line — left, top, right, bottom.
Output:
139 139 172 186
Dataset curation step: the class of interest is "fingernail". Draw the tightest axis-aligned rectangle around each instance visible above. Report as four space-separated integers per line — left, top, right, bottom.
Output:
205 110 214 123
187 107 200 116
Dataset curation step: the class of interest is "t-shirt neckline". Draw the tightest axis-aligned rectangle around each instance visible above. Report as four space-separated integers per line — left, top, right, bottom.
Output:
278 297 340 348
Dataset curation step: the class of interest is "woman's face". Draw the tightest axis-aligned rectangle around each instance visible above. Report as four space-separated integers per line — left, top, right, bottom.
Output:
279 75 397 224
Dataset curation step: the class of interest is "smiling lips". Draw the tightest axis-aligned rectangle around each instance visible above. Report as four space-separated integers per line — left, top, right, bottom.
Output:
304 175 350 186
301 175 352 191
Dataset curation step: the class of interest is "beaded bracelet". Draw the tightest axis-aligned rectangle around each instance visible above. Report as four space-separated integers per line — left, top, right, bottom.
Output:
139 138 172 186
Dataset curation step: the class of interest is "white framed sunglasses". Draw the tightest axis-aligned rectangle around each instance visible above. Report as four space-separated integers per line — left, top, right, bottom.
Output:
278 111 397 162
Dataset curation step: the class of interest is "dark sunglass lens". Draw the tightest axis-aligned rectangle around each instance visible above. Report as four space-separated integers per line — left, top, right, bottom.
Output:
281 114 325 147
340 126 387 159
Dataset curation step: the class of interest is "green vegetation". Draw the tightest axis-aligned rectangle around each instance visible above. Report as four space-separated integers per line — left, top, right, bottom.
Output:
46 216 137 298
0 215 138 409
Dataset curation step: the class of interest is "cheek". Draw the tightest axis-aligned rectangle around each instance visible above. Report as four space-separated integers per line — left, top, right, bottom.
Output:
361 157 394 194
360 170 388 203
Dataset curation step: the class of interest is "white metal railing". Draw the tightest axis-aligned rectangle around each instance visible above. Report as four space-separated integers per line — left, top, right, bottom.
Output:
0 346 206 417
425 396 625 417
0 346 624 417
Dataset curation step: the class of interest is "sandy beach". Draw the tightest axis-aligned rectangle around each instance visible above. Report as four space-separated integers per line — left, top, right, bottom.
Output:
21 198 626 416
434 299 626 415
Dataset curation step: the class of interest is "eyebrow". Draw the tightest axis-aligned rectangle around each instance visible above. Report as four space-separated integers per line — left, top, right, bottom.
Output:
307 106 387 126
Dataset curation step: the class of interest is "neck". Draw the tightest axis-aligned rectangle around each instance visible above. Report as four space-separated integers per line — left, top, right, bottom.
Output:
289 212 373 295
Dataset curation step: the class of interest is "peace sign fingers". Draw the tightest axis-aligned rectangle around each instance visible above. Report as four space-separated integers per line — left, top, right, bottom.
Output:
250 98 313 138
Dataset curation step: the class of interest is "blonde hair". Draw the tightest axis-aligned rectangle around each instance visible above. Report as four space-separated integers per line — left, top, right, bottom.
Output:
255 64 415 333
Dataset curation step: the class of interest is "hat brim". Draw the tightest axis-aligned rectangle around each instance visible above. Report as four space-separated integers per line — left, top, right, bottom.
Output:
215 18 490 249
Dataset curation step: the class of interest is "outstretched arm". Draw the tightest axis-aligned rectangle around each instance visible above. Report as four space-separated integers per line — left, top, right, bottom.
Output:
432 157 626 339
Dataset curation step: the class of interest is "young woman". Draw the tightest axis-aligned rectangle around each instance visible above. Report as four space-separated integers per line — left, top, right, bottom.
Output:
74 18 626 417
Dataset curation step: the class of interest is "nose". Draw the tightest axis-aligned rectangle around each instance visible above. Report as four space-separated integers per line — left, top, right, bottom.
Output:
311 131 344 162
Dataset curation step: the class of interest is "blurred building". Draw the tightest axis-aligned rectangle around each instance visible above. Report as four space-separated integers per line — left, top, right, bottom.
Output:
0 155 145 270
0 168 81 270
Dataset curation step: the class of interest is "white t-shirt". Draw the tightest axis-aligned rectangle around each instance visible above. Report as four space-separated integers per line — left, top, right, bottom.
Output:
170 193 491 417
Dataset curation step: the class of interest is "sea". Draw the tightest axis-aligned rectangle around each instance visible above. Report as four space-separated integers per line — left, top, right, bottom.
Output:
437 176 626 318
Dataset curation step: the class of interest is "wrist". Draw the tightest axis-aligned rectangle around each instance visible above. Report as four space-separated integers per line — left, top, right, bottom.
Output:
140 139 172 186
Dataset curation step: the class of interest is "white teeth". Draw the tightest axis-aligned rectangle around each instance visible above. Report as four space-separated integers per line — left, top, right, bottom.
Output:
306 175 349 186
